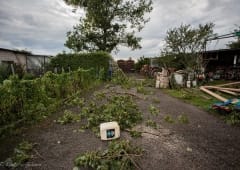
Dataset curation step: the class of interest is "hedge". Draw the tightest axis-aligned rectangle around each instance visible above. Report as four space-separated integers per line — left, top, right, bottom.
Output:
49 51 111 75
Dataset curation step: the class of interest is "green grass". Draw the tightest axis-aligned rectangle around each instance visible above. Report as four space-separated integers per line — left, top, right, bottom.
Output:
162 87 240 125
163 88 216 111
205 80 234 86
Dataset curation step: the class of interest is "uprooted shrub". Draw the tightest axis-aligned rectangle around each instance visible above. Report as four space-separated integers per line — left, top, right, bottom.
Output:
74 140 143 170
80 95 143 135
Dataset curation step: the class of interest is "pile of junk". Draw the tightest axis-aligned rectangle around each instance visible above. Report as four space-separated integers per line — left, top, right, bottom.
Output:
155 68 240 114
200 82 240 114
155 68 203 89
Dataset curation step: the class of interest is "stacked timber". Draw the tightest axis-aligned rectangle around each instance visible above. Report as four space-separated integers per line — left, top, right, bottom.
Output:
126 59 135 73
200 82 240 112
200 82 240 102
117 59 135 73
117 60 126 72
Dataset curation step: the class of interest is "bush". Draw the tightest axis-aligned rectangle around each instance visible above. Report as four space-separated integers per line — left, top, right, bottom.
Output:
22 73 36 80
0 68 100 137
0 64 12 83
135 56 150 71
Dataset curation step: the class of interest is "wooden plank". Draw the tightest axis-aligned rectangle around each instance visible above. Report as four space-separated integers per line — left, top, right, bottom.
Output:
216 81 240 87
204 86 240 92
218 89 239 96
200 86 227 102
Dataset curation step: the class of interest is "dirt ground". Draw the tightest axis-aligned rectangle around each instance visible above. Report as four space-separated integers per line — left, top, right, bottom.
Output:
1 77 240 170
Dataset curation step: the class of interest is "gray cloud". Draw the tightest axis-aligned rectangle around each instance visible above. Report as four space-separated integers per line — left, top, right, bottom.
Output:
0 0 81 55
0 0 239 59
114 0 240 60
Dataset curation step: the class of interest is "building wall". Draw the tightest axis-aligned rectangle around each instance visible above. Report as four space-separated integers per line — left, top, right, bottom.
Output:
0 50 27 70
27 55 51 70
0 49 52 76
27 55 43 69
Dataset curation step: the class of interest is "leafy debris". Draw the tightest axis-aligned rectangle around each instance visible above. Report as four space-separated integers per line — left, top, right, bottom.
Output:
74 140 143 170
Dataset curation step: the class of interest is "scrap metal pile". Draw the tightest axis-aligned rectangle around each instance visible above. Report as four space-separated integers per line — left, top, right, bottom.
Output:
200 82 240 113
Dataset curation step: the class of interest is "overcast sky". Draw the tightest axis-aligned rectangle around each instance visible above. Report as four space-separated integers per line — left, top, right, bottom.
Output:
0 0 239 60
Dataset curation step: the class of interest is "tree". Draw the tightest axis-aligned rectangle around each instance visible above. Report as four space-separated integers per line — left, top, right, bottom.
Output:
64 0 153 53
135 56 150 71
157 54 184 70
163 23 215 70
226 26 240 49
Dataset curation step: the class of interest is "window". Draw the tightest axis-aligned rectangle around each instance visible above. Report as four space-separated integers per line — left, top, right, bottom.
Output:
1 60 14 66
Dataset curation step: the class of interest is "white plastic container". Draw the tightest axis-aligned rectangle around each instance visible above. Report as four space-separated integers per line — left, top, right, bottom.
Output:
192 80 197 87
173 73 184 86
100 121 120 140
187 80 191 88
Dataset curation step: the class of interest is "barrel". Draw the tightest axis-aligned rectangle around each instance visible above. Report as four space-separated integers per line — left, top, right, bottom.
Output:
192 80 197 87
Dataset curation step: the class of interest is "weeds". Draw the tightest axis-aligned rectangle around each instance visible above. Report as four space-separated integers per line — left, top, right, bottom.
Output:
93 91 106 100
66 95 85 107
129 130 142 138
149 104 160 116
146 120 158 129
3 141 33 168
163 114 189 124
56 110 81 125
164 115 175 124
111 68 129 86
225 111 240 125
177 114 189 124
137 86 149 95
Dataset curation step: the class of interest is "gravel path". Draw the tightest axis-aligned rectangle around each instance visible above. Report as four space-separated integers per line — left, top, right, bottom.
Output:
1 80 240 170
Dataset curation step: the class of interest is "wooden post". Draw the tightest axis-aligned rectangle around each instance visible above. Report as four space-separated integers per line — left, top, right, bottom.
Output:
10 63 15 75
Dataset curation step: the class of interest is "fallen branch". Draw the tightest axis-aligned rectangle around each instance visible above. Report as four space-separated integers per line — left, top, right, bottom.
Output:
122 150 142 170
124 129 162 137
104 91 144 99
33 149 45 160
